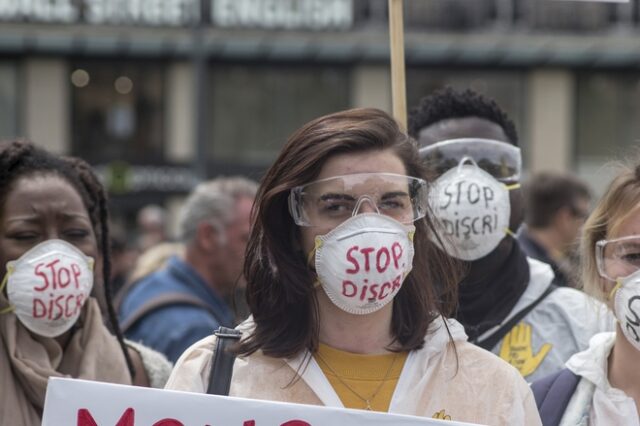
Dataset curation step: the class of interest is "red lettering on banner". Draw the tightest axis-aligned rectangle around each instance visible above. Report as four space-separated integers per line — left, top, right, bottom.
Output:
77 407 134 426
74 407 314 426
345 246 359 274
152 419 184 426
34 263 50 291
342 280 357 297
376 247 390 273
391 243 403 269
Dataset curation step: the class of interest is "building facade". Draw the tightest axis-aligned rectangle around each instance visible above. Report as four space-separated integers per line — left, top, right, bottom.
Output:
1 0 639 226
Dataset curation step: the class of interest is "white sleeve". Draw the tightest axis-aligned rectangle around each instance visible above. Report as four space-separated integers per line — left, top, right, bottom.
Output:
164 334 217 393
521 383 543 426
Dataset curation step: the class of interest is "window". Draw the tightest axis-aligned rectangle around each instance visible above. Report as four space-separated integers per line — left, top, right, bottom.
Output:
209 64 351 167
575 72 640 194
71 60 165 164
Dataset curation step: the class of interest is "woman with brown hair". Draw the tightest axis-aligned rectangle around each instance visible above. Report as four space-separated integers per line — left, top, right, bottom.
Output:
532 162 640 425
166 108 540 424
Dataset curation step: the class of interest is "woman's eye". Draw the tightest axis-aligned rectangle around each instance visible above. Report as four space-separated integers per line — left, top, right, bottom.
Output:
319 200 353 215
9 232 38 241
621 252 640 266
380 200 403 209
379 195 409 210
64 229 90 239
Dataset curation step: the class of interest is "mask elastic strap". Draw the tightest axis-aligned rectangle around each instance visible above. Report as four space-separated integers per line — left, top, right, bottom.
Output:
608 280 622 301
0 266 15 315
505 183 521 191
307 238 324 289
307 238 323 268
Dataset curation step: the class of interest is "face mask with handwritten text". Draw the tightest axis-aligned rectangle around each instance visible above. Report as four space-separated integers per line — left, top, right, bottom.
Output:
1 239 94 337
429 159 517 261
311 213 415 315
610 269 640 352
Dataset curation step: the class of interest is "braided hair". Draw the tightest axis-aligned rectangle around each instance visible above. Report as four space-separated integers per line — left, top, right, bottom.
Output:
0 139 135 377
408 87 519 146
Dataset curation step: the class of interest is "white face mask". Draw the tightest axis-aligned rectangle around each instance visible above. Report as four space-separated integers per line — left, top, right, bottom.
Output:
610 270 640 351
311 213 415 315
1 239 94 338
429 159 517 261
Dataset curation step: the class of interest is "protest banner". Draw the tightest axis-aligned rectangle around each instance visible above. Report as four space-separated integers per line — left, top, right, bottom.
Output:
388 0 407 130
553 0 628 2
43 378 479 426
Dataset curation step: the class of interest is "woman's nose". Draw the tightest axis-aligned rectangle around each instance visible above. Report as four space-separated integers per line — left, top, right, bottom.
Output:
44 228 62 241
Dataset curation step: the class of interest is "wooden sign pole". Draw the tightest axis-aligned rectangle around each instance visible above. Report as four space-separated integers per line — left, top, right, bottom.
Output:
388 0 407 130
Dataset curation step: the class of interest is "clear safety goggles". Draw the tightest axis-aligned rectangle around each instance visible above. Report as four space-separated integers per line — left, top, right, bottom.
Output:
289 173 429 227
596 235 640 282
419 138 522 182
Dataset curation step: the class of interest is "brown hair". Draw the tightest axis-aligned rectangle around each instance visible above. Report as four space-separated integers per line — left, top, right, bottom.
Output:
581 162 640 302
524 172 591 228
238 108 460 358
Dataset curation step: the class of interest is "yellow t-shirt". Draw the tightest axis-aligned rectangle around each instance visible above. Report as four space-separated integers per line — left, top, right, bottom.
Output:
314 343 408 412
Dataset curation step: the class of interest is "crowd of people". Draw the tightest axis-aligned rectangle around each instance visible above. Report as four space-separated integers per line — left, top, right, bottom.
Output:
0 87 638 425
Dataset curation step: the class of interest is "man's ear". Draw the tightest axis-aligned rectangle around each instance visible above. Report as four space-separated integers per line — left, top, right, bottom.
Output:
195 221 217 252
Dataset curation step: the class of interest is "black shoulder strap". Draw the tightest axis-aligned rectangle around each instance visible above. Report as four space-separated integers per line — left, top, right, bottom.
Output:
477 283 558 351
207 327 242 395
531 368 580 426
120 292 223 333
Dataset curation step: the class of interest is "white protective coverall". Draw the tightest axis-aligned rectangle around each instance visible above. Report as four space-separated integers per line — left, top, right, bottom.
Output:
166 317 541 426
561 332 639 426
477 258 613 382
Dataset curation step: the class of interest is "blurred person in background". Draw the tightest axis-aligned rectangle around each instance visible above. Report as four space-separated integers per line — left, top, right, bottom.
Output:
109 223 139 298
533 161 640 425
112 241 184 311
166 108 541 425
0 140 171 425
409 88 611 382
136 204 168 252
118 177 257 362
518 172 591 287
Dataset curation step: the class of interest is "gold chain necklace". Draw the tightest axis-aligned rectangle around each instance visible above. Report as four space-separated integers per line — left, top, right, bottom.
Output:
315 350 399 411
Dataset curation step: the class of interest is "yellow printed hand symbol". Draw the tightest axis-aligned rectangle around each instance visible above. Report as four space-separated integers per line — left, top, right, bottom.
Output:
499 323 552 378
432 410 452 420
